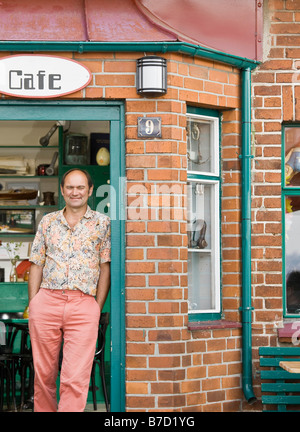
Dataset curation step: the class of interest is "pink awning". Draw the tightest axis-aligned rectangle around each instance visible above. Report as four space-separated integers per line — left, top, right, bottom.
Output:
0 0 262 60
86 0 176 42
0 0 175 42
0 0 88 41
137 0 262 60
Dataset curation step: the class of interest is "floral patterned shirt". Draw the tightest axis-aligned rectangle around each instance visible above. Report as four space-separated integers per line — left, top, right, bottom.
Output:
29 206 111 296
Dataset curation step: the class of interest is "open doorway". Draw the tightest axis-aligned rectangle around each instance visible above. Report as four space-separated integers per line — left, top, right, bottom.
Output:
0 101 125 412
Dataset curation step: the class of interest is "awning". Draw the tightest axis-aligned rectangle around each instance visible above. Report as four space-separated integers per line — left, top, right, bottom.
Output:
0 0 262 61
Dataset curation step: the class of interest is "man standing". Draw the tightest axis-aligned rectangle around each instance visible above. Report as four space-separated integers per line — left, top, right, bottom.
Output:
28 169 111 412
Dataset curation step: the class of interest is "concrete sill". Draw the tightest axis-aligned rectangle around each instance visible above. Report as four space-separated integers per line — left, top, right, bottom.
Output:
188 320 242 331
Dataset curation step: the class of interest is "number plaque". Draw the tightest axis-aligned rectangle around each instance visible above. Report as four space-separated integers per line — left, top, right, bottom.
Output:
137 117 161 138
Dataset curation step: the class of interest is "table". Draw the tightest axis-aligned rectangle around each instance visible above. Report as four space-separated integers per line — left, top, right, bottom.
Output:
279 361 300 373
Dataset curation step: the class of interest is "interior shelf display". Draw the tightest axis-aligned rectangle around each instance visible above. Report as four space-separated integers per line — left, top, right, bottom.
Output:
0 146 59 177
59 126 111 213
0 208 36 235
0 149 59 230
63 132 110 167
0 119 111 281
0 241 32 283
0 121 60 240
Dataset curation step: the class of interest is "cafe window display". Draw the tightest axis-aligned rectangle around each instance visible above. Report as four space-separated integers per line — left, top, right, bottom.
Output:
0 119 110 282
187 108 221 321
283 126 300 316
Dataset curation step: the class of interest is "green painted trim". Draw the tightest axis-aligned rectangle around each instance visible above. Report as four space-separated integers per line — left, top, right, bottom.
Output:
188 312 222 322
281 126 286 190
282 124 300 191
282 191 287 317
0 41 259 69
0 99 126 412
0 282 28 312
187 106 220 118
187 173 220 182
109 108 126 413
0 100 121 121
282 125 287 317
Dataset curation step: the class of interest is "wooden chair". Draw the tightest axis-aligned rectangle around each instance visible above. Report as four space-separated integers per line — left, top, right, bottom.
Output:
90 312 109 411
0 322 33 412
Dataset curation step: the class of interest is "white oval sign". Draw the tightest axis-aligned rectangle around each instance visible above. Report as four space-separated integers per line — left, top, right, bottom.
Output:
0 55 92 98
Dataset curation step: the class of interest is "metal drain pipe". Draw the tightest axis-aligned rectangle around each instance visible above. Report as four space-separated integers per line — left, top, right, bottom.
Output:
240 67 257 405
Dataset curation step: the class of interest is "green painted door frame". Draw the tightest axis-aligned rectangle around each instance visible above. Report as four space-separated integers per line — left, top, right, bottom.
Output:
0 100 126 412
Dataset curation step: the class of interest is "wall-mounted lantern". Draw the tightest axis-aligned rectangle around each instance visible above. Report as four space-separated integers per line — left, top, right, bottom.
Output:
136 56 167 96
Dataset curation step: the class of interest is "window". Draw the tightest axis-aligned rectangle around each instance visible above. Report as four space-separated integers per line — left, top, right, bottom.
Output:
187 107 221 321
283 125 300 317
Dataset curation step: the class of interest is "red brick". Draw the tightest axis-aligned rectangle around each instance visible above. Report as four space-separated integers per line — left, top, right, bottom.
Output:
283 85 293 121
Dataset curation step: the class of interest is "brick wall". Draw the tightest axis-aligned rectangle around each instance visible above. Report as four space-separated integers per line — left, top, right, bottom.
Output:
1 48 246 411
79 51 243 411
251 0 300 400
75 51 245 411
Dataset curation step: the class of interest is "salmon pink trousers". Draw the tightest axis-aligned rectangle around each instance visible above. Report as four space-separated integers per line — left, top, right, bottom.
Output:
28 288 100 412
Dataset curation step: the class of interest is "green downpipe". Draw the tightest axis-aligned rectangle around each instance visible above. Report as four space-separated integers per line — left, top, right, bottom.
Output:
241 68 257 405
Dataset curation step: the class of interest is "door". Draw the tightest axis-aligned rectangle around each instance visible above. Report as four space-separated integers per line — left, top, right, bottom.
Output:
0 100 125 412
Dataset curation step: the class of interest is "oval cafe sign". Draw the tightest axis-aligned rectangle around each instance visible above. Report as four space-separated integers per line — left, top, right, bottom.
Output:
0 55 92 98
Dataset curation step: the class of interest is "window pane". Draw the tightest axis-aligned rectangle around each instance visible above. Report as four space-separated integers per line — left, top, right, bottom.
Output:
285 195 300 314
187 181 219 313
187 182 211 249
188 252 215 311
187 116 217 175
284 127 300 187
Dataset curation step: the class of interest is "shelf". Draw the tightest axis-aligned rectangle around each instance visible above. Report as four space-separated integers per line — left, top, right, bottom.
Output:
188 248 212 253
0 146 59 149
0 257 29 261
0 205 58 209
0 234 35 239
0 282 28 286
0 175 59 179
61 164 109 169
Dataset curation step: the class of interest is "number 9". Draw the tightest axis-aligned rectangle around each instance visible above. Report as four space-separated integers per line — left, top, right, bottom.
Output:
145 119 154 135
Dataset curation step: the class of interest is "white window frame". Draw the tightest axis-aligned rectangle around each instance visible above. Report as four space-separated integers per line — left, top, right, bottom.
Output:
187 111 221 320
